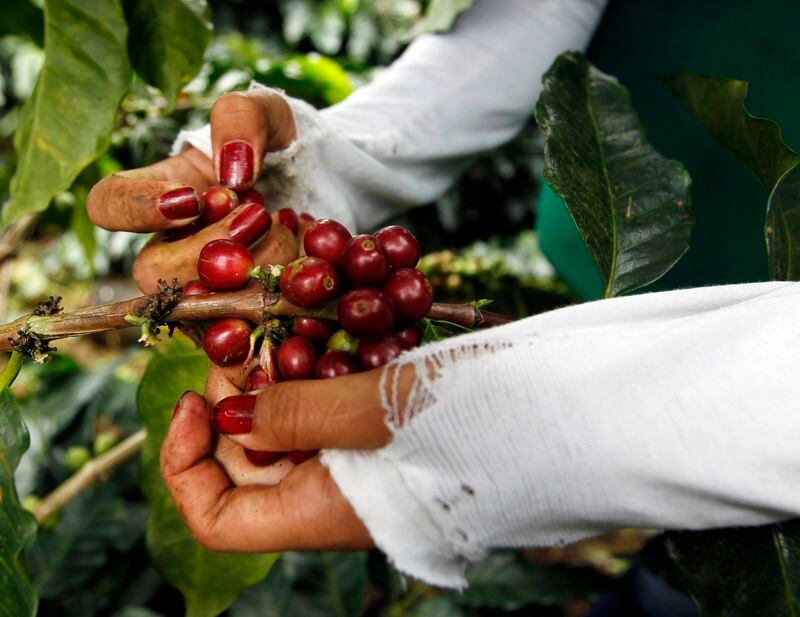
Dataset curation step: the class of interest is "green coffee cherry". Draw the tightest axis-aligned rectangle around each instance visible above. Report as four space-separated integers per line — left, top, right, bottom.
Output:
93 431 119 456
65 445 91 471
326 329 359 355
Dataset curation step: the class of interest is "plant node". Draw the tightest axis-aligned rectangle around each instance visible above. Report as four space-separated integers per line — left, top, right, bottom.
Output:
9 329 57 363
32 296 63 316
124 278 183 346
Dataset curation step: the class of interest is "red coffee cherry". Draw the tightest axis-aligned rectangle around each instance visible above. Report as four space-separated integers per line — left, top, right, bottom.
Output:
278 207 299 234
212 394 255 434
299 212 315 223
280 256 339 308
315 351 359 379
277 336 318 380
337 288 396 338
383 268 433 323
244 449 284 466
203 319 252 367
303 219 352 267
342 235 389 286
375 225 421 269
287 450 318 464
236 188 265 205
199 186 239 226
183 279 213 296
357 335 404 370
244 367 271 391
395 324 423 350
293 316 338 343
197 239 254 291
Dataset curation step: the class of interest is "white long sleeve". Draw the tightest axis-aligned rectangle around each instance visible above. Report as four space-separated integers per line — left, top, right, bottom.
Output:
173 0 606 231
323 282 800 587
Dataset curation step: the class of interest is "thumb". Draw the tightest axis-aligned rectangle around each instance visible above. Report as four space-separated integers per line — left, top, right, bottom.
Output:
215 369 392 452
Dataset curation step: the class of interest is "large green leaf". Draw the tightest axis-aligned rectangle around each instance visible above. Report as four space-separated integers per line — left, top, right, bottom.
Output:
0 388 38 617
3 0 132 226
666 522 800 616
25 485 146 599
535 52 693 297
230 551 368 617
668 71 800 281
668 71 800 191
123 0 211 111
137 338 278 617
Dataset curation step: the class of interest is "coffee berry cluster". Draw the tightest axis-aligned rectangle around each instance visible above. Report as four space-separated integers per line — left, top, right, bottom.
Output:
178 186 432 468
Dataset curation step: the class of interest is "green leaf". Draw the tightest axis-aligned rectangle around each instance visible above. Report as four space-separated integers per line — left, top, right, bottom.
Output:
0 0 44 46
124 0 212 111
230 551 368 617
137 338 278 617
666 522 800 616
400 0 476 42
766 165 800 280
4 0 132 227
0 388 38 617
535 52 693 297
667 71 800 281
451 551 612 610
667 71 800 191
25 485 145 599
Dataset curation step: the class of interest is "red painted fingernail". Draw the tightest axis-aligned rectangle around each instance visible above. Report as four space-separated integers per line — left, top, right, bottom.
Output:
212 394 255 434
220 140 254 190
228 203 272 246
159 187 199 220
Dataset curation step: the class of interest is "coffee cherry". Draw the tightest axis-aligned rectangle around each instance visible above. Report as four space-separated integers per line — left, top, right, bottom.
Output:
244 449 284 466
293 316 338 343
316 351 359 379
326 329 359 355
203 319 252 366
244 367 271 391
375 225 420 269
277 336 318 380
278 207 299 234
280 256 339 308
236 188 264 205
183 279 213 296
212 394 255 434
337 288 395 338
357 335 404 370
197 239 254 291
342 235 389 286
383 268 433 323
395 324 423 350
299 212 315 223
199 186 239 226
303 219 352 267
65 445 91 471
287 450 318 464
93 431 119 456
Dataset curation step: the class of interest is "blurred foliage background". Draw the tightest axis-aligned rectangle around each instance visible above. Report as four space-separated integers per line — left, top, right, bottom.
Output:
0 2 652 616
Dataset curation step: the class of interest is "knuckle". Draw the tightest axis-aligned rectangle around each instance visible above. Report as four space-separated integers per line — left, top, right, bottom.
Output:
210 91 254 122
258 383 302 449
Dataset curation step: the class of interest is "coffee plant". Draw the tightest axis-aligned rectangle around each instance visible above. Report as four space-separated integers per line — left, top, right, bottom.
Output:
1 1 798 616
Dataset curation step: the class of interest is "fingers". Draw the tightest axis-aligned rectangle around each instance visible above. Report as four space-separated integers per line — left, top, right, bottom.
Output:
221 369 394 452
163 391 372 552
88 148 214 232
132 205 298 293
210 90 296 190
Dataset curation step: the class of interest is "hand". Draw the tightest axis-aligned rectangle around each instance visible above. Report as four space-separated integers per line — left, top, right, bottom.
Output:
161 365 401 551
86 89 299 293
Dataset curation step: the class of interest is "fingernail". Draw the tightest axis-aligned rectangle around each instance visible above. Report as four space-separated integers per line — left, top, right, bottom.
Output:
220 140 254 190
159 187 199 220
228 203 272 246
211 394 255 434
172 390 192 419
